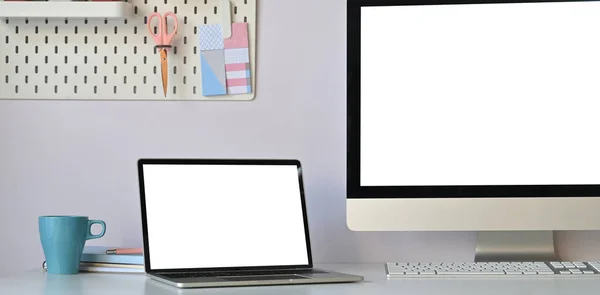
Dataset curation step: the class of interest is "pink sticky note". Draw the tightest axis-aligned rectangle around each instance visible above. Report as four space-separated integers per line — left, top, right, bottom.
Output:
224 23 249 49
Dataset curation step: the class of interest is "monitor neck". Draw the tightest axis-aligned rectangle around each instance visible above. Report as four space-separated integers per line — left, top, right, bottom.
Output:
475 231 558 262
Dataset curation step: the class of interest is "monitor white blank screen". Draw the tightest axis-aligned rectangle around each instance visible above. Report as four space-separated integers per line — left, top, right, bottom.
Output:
360 2 600 186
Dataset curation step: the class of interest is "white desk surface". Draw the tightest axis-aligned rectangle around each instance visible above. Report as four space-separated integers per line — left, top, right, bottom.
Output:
2 263 600 295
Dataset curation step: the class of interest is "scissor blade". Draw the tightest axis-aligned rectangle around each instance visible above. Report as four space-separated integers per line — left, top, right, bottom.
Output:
160 49 168 97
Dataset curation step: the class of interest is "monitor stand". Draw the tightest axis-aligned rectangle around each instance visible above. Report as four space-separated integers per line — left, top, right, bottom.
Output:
474 231 558 262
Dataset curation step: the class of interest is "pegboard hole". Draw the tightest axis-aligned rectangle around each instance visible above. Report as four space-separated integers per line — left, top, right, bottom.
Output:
124 76 127 84
74 85 78 94
74 66 78 74
25 76 28 84
194 6 198 14
45 76 48 84
184 16 187 24
183 76 187 84
124 56 127 64
183 56 187 64
134 66 137 74
94 26 98 34
25 36 29 44
104 76 108 84
234 6 238 14
35 85 38 94
153 86 156 94
144 76 147 84
84 56 88 64
14 65 18 74
84 76 88 84
94 66 98 74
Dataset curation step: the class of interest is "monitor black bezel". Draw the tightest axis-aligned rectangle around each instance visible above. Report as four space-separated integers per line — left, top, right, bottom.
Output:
347 0 600 198
138 158 314 273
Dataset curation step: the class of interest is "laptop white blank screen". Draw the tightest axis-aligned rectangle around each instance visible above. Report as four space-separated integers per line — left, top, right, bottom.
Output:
142 164 310 270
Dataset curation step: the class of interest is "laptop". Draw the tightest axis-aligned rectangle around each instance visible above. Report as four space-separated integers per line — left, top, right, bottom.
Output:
137 159 364 288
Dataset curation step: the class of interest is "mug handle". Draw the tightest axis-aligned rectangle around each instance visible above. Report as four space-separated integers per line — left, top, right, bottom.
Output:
86 220 106 240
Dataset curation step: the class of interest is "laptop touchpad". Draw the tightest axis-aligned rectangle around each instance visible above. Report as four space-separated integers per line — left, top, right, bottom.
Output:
222 275 307 281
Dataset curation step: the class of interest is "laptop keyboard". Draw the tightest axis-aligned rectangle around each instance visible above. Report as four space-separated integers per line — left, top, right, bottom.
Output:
162 269 324 279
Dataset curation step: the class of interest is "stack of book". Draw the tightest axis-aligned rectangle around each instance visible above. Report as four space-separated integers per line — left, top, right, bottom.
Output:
43 246 144 274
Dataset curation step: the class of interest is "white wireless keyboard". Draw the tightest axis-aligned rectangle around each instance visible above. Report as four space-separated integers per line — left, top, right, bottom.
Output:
386 261 600 277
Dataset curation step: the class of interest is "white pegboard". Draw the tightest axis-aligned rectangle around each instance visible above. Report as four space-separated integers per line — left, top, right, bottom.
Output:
0 0 256 100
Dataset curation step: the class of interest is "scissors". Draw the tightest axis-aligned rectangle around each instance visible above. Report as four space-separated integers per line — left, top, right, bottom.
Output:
148 12 179 97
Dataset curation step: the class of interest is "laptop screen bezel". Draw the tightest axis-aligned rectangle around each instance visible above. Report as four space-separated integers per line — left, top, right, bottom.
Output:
137 158 314 273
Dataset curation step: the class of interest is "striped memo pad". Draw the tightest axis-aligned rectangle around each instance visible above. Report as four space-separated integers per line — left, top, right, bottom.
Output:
199 23 251 96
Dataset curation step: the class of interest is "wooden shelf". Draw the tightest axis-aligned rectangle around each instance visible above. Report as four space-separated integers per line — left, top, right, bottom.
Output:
0 1 133 18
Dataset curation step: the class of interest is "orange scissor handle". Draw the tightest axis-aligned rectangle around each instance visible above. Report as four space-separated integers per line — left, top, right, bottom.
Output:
148 12 179 47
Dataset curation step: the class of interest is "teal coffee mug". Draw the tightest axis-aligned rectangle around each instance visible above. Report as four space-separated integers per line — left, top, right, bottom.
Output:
38 216 106 275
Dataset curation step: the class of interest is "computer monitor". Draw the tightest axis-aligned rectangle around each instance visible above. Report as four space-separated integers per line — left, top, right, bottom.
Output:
346 0 600 262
